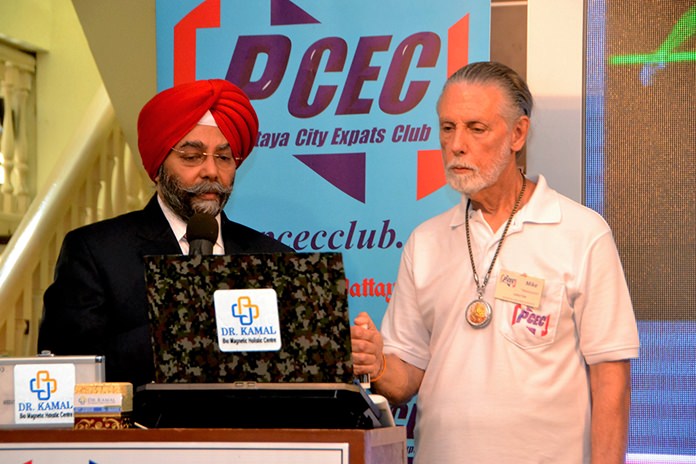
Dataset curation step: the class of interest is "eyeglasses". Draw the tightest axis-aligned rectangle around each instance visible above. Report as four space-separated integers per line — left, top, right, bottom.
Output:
170 146 241 169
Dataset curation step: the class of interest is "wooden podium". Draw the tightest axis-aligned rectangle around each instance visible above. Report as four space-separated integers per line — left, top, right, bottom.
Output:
0 427 407 464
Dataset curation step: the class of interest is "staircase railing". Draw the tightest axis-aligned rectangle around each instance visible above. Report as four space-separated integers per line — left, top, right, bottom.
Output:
1 42 36 241
0 85 152 357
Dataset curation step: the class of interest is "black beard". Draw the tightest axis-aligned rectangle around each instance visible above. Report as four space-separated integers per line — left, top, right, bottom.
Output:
158 167 233 222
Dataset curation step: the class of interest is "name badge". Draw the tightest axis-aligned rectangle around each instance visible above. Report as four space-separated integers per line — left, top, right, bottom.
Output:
494 270 544 309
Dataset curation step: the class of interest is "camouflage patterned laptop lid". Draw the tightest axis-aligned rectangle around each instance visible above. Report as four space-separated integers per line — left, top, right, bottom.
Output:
143 252 355 384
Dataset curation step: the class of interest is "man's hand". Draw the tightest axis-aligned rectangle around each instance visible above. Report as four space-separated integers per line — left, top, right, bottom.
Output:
350 312 384 378
350 311 424 405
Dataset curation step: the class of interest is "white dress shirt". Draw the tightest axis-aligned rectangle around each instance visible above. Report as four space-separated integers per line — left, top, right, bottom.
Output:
157 194 224 255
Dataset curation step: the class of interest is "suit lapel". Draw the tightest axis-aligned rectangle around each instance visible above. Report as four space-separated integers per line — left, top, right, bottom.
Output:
136 195 182 256
221 213 240 253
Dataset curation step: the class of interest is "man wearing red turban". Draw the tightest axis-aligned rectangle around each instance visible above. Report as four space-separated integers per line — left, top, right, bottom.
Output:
138 79 259 183
38 80 292 387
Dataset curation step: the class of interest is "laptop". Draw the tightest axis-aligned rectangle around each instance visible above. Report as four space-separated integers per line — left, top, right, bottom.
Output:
134 252 383 429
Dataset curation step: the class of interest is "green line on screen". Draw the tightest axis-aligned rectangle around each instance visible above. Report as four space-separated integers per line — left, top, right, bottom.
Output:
609 51 696 65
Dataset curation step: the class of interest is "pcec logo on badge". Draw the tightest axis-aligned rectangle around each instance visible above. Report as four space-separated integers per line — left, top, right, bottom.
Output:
213 288 282 352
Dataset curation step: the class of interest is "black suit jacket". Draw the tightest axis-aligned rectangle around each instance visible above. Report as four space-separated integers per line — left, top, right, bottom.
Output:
38 195 292 386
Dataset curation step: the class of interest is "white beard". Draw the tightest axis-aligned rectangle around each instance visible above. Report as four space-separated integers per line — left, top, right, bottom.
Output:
444 139 512 195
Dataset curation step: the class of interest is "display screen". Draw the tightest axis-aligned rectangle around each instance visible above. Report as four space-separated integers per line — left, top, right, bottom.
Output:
585 0 696 459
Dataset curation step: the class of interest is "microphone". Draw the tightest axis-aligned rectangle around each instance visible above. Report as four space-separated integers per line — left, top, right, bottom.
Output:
186 213 219 255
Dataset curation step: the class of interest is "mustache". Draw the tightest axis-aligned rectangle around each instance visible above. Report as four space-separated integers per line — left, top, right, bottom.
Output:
446 161 478 172
182 180 232 196
157 166 234 222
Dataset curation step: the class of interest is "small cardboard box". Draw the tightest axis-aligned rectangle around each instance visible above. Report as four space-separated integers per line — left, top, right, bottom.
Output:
74 382 133 430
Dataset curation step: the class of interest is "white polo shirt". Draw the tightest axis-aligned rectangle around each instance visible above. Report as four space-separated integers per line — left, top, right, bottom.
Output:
382 175 639 464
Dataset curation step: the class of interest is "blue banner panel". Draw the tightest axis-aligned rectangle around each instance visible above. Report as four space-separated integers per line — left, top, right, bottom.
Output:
156 0 489 323
156 1 490 459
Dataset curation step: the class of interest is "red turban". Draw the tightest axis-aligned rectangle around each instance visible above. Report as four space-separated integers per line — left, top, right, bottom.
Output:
137 79 259 181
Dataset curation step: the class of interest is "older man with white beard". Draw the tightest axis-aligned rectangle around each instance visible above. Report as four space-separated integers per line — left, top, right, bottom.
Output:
39 79 291 387
351 62 639 464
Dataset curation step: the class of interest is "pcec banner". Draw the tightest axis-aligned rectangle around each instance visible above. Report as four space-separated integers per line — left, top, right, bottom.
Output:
156 0 490 455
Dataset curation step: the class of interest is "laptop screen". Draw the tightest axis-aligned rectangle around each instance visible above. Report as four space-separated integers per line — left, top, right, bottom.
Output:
143 252 355 384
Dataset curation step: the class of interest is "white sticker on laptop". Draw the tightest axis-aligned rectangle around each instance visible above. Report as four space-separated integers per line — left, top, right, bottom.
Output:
214 289 282 352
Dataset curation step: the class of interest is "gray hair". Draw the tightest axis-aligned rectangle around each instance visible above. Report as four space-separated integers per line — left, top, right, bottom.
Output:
439 61 533 121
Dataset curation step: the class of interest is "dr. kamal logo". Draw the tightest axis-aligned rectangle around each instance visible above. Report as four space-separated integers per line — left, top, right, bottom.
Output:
30 370 58 401
231 296 260 326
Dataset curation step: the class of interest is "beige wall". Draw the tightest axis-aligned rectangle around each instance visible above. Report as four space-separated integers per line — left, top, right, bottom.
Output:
0 0 52 52
0 0 157 190
0 0 102 188
71 0 157 161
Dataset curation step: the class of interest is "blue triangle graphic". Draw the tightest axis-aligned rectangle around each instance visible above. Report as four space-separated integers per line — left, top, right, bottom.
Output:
271 0 320 25
294 153 366 203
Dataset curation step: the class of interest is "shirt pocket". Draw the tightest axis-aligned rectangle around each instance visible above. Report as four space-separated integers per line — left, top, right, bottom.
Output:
496 279 564 349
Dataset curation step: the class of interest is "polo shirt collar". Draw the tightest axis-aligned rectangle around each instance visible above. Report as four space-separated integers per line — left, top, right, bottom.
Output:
449 174 562 230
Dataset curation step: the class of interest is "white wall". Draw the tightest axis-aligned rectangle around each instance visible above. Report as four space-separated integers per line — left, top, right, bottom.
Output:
527 0 584 202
